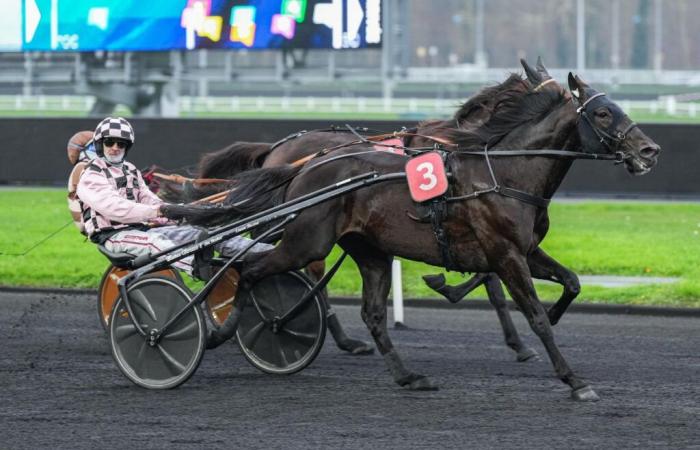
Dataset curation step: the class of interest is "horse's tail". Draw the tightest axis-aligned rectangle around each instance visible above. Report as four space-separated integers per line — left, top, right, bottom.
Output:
199 141 272 178
157 141 272 203
168 164 303 226
158 179 227 204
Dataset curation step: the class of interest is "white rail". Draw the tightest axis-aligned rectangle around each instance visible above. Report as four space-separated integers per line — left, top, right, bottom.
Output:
0 95 697 119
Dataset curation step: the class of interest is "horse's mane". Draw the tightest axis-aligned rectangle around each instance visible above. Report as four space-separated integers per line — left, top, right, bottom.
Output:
415 73 532 139
447 83 566 149
198 141 272 178
453 73 530 125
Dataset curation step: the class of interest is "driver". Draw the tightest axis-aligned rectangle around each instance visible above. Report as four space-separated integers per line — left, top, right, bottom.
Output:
76 116 271 275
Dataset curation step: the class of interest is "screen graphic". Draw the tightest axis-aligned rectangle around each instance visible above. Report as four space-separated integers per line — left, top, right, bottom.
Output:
10 0 381 51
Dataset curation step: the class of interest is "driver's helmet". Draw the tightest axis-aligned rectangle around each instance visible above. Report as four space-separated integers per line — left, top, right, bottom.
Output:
92 116 135 157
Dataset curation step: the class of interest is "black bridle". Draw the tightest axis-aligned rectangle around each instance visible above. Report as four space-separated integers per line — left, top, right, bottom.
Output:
575 92 638 162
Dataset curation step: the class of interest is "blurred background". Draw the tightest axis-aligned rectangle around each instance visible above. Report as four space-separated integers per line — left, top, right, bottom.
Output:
0 0 697 120
0 0 698 195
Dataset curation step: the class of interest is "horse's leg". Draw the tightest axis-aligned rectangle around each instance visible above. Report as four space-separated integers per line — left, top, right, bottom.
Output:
342 237 437 391
305 259 374 355
208 225 337 348
494 250 598 401
304 260 325 282
482 273 539 362
422 272 489 303
527 248 581 326
423 271 537 361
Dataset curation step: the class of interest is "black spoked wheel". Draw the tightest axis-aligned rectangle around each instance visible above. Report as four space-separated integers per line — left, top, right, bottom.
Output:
97 266 182 332
109 277 206 389
236 271 326 375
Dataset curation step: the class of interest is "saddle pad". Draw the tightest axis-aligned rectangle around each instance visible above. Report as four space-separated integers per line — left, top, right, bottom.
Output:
405 152 448 202
373 138 405 155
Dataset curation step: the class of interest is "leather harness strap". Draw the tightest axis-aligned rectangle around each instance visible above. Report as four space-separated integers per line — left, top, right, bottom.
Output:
152 172 231 186
365 130 457 148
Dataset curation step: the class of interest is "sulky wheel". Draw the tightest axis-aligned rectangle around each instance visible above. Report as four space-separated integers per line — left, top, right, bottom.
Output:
236 271 327 375
204 267 240 327
109 276 206 389
97 265 181 331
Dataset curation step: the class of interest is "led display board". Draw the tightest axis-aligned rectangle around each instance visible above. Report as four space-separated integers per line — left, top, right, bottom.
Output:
3 0 381 51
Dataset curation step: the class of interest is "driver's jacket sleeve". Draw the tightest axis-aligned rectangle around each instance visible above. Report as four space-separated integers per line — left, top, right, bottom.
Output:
76 158 163 236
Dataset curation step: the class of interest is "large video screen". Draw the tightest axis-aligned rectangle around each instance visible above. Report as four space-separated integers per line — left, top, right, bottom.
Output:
3 0 381 51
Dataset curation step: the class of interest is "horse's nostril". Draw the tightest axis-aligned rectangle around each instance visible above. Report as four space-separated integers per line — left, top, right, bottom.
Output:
640 146 660 159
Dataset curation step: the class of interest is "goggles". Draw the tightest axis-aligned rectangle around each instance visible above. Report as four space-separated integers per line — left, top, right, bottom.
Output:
103 138 129 149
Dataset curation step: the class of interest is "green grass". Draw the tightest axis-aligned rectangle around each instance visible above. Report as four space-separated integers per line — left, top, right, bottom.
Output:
1 189 699 307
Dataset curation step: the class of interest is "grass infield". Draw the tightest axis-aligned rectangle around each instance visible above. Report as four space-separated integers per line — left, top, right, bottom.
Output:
1 189 699 307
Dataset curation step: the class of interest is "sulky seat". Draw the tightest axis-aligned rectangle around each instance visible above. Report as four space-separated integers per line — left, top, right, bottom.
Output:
97 245 137 270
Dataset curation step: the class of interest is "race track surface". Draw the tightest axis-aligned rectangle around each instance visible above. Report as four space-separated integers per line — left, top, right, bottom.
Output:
0 292 698 449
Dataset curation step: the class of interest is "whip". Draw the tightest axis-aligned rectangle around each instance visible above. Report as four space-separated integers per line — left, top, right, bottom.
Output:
0 219 74 256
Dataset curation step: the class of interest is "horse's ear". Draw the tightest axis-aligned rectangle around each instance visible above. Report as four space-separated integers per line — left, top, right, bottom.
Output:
568 72 585 103
569 73 591 104
520 58 542 85
574 74 589 88
535 56 551 79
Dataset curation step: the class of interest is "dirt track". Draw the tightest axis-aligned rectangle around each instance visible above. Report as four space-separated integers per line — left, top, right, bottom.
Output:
0 291 698 449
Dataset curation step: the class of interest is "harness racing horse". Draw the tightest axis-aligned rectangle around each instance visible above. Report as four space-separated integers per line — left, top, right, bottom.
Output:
163 59 583 362
166 72 660 400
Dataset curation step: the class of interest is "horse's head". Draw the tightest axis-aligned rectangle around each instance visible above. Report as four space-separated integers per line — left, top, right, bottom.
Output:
568 73 660 175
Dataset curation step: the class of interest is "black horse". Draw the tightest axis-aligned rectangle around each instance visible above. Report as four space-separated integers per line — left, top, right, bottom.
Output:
164 59 573 362
165 72 660 401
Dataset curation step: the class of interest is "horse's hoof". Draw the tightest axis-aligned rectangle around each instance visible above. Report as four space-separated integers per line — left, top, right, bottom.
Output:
402 376 439 391
571 386 600 402
547 309 561 326
205 331 225 350
422 273 446 290
516 347 540 362
338 339 374 355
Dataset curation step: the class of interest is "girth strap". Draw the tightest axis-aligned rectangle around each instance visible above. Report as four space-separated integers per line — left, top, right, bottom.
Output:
427 197 459 272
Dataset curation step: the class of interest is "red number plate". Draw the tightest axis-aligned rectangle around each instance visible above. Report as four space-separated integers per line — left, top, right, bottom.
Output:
405 152 448 202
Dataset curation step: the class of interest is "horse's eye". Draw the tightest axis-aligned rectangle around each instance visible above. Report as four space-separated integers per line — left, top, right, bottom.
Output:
595 109 610 118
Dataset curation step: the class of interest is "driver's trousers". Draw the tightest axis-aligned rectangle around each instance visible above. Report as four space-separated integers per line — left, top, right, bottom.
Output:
103 225 273 275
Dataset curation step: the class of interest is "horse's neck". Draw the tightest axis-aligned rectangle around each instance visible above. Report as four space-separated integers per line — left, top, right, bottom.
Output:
493 106 580 199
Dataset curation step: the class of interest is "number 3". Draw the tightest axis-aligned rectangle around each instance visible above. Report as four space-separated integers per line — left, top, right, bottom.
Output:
416 162 437 191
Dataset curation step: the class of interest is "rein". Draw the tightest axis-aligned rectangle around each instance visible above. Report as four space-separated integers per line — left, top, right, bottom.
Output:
187 117 627 210
454 148 624 162
270 125 398 151
444 145 625 208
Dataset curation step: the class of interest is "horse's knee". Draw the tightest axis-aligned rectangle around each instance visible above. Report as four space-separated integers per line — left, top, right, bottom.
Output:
566 278 581 297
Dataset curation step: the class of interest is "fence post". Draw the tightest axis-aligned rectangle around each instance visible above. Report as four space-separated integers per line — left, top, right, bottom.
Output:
392 258 405 327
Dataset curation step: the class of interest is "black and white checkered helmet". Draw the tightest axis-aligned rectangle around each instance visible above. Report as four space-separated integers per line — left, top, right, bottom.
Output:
93 117 135 156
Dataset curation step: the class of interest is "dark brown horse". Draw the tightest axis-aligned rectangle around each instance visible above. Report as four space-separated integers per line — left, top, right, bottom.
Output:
164 72 660 400
163 59 577 362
